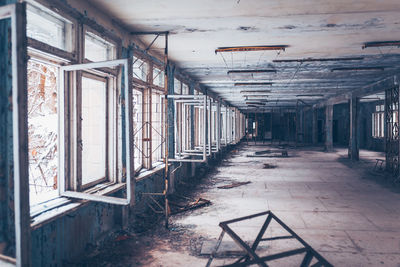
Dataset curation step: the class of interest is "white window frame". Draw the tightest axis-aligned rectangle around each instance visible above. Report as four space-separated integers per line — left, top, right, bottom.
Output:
210 100 221 152
59 59 132 205
220 105 227 146
372 104 385 138
167 95 207 162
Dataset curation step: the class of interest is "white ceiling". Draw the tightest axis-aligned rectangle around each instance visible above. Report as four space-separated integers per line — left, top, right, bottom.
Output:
88 0 400 110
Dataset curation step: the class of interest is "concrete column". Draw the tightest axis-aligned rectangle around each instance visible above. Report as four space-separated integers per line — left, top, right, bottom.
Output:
312 108 318 144
349 96 359 160
325 105 333 151
299 109 304 143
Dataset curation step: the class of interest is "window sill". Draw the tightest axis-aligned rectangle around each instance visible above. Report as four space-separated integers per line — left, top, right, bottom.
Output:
30 182 125 230
135 163 166 182
30 164 168 229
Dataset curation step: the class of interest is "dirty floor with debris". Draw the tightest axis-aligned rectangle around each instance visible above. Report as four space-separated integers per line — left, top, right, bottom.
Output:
82 144 400 267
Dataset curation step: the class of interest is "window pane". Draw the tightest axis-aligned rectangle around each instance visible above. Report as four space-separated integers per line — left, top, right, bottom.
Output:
372 113 375 137
85 32 115 62
28 59 59 205
81 77 106 185
152 93 163 164
27 3 73 51
153 67 164 87
182 83 189 94
133 57 148 81
381 113 385 137
174 78 181 94
133 90 143 170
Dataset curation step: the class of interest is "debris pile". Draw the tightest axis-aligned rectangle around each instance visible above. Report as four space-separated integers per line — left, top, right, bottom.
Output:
217 181 251 189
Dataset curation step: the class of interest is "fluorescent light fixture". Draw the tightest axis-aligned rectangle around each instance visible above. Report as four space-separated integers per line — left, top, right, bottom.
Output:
240 90 271 93
215 45 289 54
273 57 364 63
243 95 269 98
235 82 273 86
362 41 400 49
296 94 324 97
331 67 385 72
245 101 265 105
227 69 277 74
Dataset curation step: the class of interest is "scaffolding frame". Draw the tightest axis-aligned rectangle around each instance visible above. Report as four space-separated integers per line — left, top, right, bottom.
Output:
385 85 400 182
132 31 172 227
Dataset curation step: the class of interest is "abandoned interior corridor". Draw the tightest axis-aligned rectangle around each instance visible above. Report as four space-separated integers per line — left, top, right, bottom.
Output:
1 0 400 266
81 144 400 267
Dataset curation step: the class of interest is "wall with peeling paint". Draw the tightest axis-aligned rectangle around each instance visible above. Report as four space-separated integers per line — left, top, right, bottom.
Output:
0 0 17 258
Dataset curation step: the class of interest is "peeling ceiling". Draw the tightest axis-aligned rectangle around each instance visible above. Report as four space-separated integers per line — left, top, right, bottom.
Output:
88 0 400 111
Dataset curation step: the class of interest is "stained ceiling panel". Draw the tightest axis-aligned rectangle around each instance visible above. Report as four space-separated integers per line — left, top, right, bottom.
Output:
87 0 400 110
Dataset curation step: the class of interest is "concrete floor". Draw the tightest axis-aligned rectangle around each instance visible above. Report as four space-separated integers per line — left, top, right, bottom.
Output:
85 144 400 266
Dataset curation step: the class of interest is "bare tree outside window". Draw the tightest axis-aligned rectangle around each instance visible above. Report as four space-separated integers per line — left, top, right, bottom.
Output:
27 59 58 205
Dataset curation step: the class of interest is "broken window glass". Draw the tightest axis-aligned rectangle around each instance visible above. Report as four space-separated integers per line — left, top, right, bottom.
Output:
27 59 59 205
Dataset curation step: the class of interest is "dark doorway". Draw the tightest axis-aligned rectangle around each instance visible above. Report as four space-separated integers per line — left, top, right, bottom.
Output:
333 120 338 143
318 119 324 143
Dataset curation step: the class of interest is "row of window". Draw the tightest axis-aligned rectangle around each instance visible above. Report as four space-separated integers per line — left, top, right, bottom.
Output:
26 0 245 207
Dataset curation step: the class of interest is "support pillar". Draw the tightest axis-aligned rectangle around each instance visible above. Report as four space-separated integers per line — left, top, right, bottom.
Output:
349 96 359 160
312 108 318 144
299 108 304 143
324 105 333 151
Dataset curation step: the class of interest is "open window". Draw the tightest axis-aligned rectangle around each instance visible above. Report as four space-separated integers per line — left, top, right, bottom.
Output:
169 95 208 162
226 107 235 144
59 59 132 205
220 105 227 146
25 0 77 207
210 100 221 153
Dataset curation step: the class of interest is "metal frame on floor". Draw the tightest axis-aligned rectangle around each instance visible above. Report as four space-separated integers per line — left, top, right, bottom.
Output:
206 211 333 267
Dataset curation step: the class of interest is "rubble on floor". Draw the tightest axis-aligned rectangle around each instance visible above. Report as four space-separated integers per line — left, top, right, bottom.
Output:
217 181 251 189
